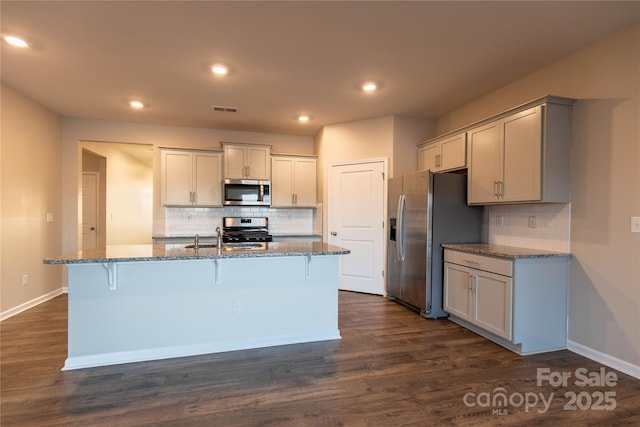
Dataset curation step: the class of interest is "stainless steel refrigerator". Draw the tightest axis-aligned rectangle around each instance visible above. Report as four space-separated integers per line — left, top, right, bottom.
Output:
387 171 483 318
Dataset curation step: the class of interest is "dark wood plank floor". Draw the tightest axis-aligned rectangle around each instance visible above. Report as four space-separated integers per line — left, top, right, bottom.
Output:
1 292 638 426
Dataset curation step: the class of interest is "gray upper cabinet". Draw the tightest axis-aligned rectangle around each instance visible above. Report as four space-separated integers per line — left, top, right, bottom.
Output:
467 97 573 205
271 155 317 208
418 132 466 173
222 143 271 180
161 149 222 207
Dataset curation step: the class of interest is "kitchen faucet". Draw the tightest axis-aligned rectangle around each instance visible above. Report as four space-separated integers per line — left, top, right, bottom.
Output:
216 226 222 248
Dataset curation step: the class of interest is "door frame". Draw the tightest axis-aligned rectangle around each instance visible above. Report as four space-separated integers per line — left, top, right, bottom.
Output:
327 157 388 295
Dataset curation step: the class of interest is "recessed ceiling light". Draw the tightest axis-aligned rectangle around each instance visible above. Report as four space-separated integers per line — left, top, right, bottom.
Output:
211 64 229 76
297 115 311 122
3 35 29 48
129 100 145 109
360 81 381 92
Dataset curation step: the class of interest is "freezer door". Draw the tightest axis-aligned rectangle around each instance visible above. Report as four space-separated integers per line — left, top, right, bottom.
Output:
400 171 430 311
386 177 403 299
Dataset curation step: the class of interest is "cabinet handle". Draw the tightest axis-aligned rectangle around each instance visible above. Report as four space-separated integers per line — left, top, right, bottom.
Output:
493 181 499 199
499 181 504 199
294 193 298 205
436 154 441 167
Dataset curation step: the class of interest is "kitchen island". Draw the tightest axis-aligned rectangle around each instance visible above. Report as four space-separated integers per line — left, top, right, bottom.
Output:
44 241 349 370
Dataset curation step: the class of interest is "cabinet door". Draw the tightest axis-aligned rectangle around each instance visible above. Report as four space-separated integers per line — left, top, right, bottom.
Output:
473 270 512 340
439 133 466 171
162 151 193 206
194 153 222 206
271 157 294 207
246 146 270 180
418 144 438 172
293 158 317 207
467 121 501 204
501 106 542 202
444 262 472 321
224 145 247 179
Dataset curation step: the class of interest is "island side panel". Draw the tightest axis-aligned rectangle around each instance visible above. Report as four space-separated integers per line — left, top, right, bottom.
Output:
65 255 340 370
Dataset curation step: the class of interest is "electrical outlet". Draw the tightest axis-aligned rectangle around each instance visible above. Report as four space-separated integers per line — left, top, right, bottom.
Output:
233 301 242 315
22 274 29 286
631 217 640 233
46 213 54 223
495 215 504 227
528 216 537 228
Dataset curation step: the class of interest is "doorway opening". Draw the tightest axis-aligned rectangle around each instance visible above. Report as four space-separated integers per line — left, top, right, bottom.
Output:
80 141 153 247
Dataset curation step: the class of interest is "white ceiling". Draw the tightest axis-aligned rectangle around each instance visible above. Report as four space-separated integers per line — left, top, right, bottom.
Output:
2 1 639 137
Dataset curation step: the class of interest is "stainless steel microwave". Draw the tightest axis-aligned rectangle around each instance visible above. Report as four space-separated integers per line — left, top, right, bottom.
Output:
223 179 271 206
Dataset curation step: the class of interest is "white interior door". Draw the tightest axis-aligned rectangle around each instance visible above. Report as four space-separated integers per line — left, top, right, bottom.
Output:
82 172 99 250
329 160 385 295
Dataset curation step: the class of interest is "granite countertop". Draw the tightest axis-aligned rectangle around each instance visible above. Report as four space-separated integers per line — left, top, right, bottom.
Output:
152 234 323 239
442 243 571 259
44 241 350 265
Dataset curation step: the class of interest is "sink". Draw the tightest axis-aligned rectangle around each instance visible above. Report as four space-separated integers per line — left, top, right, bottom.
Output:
184 242 266 251
223 243 266 251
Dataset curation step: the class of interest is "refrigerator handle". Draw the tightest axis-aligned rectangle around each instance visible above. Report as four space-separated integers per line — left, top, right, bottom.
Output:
397 194 406 261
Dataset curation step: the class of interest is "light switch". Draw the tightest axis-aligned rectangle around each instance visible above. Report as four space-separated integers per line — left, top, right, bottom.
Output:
46 213 54 223
631 217 640 233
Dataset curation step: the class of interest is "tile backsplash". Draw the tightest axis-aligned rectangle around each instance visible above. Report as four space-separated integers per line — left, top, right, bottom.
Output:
162 206 320 236
161 202 569 251
487 203 571 252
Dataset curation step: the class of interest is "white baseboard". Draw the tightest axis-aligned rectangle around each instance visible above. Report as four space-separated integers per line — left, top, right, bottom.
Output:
567 339 640 379
0 287 67 321
63 331 342 370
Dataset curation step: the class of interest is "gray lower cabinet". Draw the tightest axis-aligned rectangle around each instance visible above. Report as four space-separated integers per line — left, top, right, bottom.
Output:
444 249 568 355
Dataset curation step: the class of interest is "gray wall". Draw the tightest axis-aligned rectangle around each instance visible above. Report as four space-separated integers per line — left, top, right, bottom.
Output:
1 84 63 316
436 23 640 374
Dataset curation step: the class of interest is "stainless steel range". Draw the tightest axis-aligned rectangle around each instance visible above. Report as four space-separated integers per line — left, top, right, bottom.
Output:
222 217 273 243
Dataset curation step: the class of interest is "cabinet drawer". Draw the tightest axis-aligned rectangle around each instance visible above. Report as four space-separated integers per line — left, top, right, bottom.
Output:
444 250 513 277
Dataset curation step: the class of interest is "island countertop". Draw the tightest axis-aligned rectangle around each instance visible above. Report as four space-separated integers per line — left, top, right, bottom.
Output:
44 241 350 264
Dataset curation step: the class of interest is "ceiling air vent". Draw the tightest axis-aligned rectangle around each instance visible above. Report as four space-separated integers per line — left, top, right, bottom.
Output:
212 105 238 113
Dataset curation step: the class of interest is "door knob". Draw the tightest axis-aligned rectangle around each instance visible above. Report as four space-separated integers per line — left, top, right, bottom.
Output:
331 231 337 236
90 227 96 231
